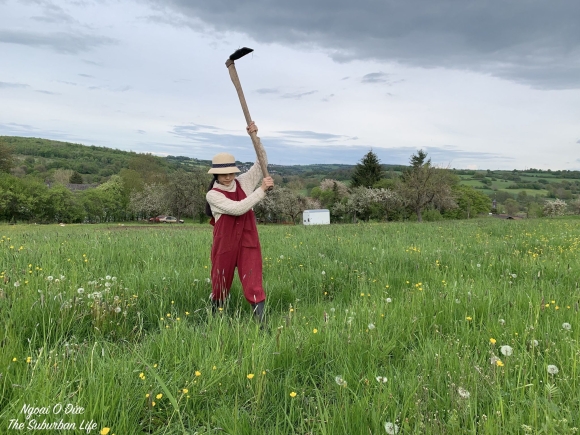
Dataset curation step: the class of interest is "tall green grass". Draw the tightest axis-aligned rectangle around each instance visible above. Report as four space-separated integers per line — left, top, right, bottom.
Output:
1 217 579 434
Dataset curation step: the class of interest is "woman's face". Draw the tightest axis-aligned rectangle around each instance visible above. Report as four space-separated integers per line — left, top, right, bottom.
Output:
217 173 235 187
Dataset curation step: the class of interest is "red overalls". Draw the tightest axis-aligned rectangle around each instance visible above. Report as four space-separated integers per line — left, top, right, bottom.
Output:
210 179 266 304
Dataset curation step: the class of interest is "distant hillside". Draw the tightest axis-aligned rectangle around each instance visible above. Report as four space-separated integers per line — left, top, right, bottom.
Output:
2 136 579 200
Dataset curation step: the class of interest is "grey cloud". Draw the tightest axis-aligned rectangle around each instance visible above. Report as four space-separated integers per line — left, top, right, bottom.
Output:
36 90 59 95
0 81 29 89
276 130 354 142
168 124 510 166
577 139 580 144
255 88 280 94
149 0 580 89
362 72 389 83
137 130 146 134
280 90 317 99
78 73 94 78
0 122 75 141
0 29 116 54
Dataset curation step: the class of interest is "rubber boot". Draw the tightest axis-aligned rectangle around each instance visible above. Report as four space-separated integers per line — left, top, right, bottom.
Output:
251 301 266 325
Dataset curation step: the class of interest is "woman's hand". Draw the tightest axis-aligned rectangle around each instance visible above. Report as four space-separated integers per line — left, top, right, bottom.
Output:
261 177 274 191
246 121 258 135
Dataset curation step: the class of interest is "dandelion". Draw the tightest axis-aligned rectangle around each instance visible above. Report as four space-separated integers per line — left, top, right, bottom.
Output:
77 288 84 294
321 271 326 275
477 264 481 268
156 393 163 399
376 376 387 383
247 374 254 380
335 376 347 387
500 345 513 356
384 421 399 434
205 278 210 283
385 297 392 303
114 307 121 313
139 372 145 380
547 365 559 375
106 275 111 280
496 360 504 367
490 356 500 365
499 319 506 326
562 322 572 331
100 428 110 435
195 371 201 377
489 338 496 345
457 387 470 399
313 329 318 334
531 339 539 347
182 388 188 394
511 273 517 279
47 276 54 281
290 391 297 398
12 358 17 362
368 323 376 330
466 316 472 321
14 281 20 287
26 357 32 363
455 299 460 304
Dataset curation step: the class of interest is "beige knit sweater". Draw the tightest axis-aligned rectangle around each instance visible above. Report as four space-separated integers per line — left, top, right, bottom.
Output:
206 160 266 223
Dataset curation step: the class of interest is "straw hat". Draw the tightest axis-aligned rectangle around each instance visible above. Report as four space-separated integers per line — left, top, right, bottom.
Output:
207 153 241 174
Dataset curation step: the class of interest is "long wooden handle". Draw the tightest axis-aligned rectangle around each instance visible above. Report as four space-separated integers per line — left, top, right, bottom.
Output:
226 60 270 178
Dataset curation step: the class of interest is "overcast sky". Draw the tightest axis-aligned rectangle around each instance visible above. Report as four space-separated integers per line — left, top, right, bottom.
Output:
1 0 579 170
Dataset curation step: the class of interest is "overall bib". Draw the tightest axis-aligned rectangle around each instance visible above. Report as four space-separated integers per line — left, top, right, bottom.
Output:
210 180 266 304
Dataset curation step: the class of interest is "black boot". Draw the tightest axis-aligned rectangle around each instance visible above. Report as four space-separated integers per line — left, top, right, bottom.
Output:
251 301 266 324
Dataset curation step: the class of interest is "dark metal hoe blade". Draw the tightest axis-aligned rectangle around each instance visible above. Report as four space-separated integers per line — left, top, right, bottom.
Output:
229 47 254 61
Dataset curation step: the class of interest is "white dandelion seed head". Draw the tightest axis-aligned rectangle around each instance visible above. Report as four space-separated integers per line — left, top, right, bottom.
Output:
455 299 461 304
531 340 539 347
60 275 65 280
194 279 199 282
205 278 211 283
279 255 284 259
458 387 471 399
330 308 335 313
47 276 54 281
112 276 117 281
105 275 111 280
321 271 326 275
105 282 111 288
54 279 60 283
376 376 387 383
384 422 399 434
547 365 559 375
562 322 572 331
490 356 500 366
77 288 84 294
113 295 119 301
14 281 20 287
386 298 392 303
114 307 122 313
368 323 376 330
499 319 506 326
500 345 513 356
347 317 354 324
477 264 481 268
335 376 347 387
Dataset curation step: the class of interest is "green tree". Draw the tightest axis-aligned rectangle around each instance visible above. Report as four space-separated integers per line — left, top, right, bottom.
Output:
397 150 458 222
166 169 208 221
445 185 492 219
351 150 384 188
0 139 13 173
69 171 83 184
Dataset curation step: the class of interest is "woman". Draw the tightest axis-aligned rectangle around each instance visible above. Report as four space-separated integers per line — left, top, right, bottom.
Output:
205 122 274 322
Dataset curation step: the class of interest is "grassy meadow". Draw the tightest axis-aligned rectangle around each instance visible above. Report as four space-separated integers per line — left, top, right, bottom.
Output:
1 217 579 434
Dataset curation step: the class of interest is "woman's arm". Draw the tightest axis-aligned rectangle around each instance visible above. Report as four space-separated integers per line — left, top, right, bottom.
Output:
237 122 268 193
206 188 266 217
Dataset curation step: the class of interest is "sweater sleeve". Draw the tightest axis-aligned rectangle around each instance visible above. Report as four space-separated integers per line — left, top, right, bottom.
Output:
206 187 266 217
237 137 268 194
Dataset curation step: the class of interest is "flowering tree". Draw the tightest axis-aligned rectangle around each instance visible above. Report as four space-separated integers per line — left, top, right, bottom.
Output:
543 199 567 217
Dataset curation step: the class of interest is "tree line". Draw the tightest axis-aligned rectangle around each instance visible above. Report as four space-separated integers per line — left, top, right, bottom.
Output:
1 138 578 224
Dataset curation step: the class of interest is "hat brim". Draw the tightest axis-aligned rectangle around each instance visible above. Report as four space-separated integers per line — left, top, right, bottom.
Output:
208 166 241 174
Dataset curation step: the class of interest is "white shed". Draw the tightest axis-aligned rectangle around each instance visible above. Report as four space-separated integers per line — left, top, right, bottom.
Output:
302 209 330 225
